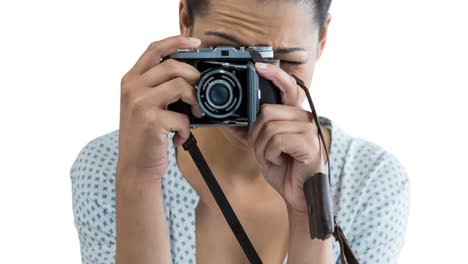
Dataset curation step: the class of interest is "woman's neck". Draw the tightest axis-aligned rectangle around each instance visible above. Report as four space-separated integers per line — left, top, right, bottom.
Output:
187 127 263 186
175 125 331 203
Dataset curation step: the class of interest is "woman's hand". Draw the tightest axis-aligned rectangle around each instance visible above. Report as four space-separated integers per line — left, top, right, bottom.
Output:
116 35 203 264
248 62 326 215
117 35 203 184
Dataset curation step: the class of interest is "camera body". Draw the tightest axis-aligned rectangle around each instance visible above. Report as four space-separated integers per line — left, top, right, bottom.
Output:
165 46 281 127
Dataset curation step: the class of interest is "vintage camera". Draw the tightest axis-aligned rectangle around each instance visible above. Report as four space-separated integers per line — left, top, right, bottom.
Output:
165 46 281 127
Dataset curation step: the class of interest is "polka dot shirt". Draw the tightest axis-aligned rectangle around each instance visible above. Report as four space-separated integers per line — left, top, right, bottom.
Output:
70 116 410 264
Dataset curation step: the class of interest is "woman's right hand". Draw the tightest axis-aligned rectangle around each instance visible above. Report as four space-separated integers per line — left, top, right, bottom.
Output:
116 35 203 184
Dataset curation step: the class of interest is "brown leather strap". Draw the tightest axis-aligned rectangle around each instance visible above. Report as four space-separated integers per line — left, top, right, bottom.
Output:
333 218 359 264
292 74 359 264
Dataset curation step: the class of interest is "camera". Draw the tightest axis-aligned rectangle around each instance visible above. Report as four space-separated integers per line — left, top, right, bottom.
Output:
165 46 281 127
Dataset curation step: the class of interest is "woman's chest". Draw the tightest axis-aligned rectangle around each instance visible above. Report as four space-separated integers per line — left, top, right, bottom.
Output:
174 146 290 263
194 201 289 264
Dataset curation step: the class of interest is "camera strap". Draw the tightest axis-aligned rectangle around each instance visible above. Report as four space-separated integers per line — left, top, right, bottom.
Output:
181 75 358 264
293 75 359 264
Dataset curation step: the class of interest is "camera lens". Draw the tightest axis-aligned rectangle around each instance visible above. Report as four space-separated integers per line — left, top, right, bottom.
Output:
206 81 233 109
197 68 242 119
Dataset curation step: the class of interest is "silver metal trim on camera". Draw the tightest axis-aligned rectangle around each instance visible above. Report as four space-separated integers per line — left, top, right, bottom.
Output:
171 46 274 60
247 46 274 59
197 69 242 119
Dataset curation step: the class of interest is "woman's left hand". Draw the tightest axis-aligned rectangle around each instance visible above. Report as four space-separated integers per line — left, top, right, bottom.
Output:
248 62 326 215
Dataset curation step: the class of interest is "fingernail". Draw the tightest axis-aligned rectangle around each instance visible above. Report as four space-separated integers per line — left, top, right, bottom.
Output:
191 103 202 118
256 63 272 79
195 105 203 118
256 62 268 70
189 37 201 45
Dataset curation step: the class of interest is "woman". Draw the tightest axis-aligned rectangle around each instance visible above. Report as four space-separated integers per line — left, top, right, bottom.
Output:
70 0 410 263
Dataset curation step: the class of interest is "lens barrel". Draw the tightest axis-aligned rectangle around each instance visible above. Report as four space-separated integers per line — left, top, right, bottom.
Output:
197 68 242 118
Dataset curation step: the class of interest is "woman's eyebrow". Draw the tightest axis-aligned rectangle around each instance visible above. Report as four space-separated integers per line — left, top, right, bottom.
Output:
204 31 305 54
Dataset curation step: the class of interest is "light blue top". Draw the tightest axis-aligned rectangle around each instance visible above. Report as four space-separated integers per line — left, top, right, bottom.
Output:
70 116 410 264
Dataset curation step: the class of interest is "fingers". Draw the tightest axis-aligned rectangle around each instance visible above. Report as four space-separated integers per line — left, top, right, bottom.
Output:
247 104 312 147
122 78 202 133
157 110 192 147
253 121 314 167
129 35 201 75
263 133 319 167
156 77 202 117
140 59 201 87
129 77 202 118
255 62 306 107
258 131 323 173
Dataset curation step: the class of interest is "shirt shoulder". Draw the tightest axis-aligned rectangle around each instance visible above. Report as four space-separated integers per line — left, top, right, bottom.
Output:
70 129 179 217
70 130 120 264
322 117 410 263
70 130 180 263
321 116 408 191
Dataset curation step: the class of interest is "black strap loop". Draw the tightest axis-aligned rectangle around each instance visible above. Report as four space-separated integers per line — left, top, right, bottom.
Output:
182 135 263 264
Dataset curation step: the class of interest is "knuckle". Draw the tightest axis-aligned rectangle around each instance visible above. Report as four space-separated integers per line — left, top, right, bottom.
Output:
264 122 276 135
261 104 272 112
121 83 130 96
310 134 321 149
142 110 159 131
147 41 162 58
254 142 262 155
255 112 266 125
121 70 137 84
272 134 282 147
120 73 130 86
148 40 160 51
120 74 137 100
173 76 188 88
163 59 179 70
289 74 297 86
178 114 190 127
120 90 130 106
120 85 133 105
121 81 132 93
130 95 147 114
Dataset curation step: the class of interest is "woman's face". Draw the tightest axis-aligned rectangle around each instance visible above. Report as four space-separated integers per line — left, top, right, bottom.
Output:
179 0 330 148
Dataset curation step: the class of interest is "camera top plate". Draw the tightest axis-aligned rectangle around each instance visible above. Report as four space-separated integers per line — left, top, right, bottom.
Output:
167 46 274 61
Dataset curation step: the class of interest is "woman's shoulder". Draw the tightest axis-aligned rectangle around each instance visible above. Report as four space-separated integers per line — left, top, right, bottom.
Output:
70 130 120 192
323 116 409 209
69 130 178 200
70 130 176 184
69 130 121 263
322 116 410 261
69 130 179 222
321 116 408 183
70 130 120 230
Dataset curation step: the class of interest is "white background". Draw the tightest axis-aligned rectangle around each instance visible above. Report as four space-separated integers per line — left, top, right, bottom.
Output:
0 0 467 263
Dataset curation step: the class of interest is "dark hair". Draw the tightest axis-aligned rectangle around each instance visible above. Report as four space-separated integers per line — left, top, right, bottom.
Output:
186 0 332 34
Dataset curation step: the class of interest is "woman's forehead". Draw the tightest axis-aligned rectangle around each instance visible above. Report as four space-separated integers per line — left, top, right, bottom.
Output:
193 0 318 48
